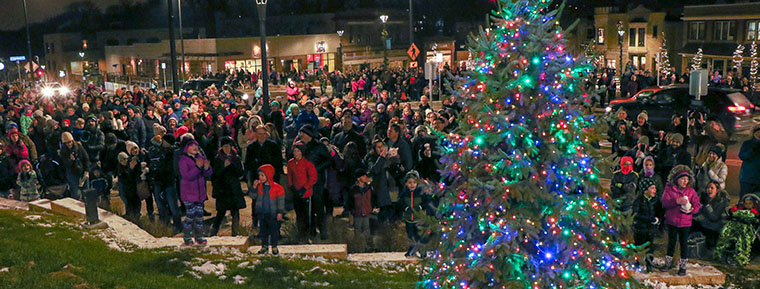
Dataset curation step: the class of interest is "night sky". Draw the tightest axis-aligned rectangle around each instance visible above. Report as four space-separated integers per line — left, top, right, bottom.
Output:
0 0 146 31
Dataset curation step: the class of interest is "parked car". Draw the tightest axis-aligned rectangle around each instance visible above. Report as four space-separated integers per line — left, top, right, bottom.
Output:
609 87 754 136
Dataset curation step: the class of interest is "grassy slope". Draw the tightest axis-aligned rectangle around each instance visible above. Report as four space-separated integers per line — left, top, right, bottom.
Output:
0 210 418 289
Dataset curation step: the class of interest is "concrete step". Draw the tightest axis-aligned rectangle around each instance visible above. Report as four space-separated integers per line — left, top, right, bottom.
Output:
632 262 725 286
348 252 419 263
28 199 52 212
247 244 348 259
44 198 349 257
0 198 29 211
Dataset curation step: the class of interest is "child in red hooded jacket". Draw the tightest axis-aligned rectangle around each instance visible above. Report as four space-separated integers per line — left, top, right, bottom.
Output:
255 164 285 255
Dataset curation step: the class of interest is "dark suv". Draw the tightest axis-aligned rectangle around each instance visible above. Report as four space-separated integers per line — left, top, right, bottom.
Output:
610 87 754 135
181 79 226 92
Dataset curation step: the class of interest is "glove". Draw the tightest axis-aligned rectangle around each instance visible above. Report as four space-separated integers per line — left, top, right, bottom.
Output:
297 187 307 197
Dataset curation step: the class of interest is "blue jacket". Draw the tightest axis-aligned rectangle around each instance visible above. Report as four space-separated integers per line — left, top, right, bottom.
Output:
739 138 760 184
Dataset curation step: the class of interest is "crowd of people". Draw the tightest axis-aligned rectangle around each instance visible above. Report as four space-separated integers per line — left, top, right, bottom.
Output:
606 100 760 273
0 65 460 257
1 61 758 265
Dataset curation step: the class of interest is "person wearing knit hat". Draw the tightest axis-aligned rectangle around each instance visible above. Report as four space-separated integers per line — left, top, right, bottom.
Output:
659 164 700 275
739 124 760 198
299 124 316 139
153 123 167 139
125 141 139 156
633 176 660 272
162 133 176 146
697 145 728 192
611 156 638 212
637 111 648 123
60 129 90 201
658 132 691 178
174 126 189 138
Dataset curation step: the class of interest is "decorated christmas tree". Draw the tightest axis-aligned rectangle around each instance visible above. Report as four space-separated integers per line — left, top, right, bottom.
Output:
422 1 637 288
692 48 703 70
732 43 745 73
658 32 671 77
751 41 758 85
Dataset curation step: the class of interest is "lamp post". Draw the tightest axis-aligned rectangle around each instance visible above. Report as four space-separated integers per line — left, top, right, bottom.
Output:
178 0 186 83
380 14 389 69
79 52 86 89
166 0 180 93
617 20 625 98
23 0 33 78
337 30 344 71
256 0 270 114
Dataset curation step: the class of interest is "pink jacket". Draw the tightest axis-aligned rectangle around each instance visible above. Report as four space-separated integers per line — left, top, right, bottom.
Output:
661 183 701 228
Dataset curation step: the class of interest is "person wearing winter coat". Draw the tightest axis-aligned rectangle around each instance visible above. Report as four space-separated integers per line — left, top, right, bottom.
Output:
297 124 331 239
693 181 729 250
2 123 37 161
366 139 396 224
179 139 212 246
611 121 635 157
610 156 639 212
117 152 141 221
295 101 320 131
5 128 29 171
633 178 660 272
0 144 16 199
696 146 728 192
657 133 691 179
351 168 373 234
147 133 181 230
714 194 760 266
210 137 246 236
59 132 90 200
83 117 105 163
659 165 701 276
16 159 39 202
400 170 431 258
738 125 760 198
322 137 344 217
287 143 318 241
254 164 285 255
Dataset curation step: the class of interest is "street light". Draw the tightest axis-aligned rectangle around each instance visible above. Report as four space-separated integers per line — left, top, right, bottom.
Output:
337 30 344 71
256 0 270 114
617 20 625 98
380 14 389 69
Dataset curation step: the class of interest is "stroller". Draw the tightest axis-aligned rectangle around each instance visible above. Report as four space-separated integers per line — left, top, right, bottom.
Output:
713 194 760 266
35 154 68 200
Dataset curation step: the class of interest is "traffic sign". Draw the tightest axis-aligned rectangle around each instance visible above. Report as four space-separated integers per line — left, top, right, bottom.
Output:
9 56 26 62
409 62 418 68
407 43 420 60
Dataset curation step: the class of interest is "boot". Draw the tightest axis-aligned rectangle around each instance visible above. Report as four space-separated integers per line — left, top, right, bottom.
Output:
257 246 269 254
645 254 654 273
272 247 279 256
658 256 673 272
404 245 416 258
677 259 687 276
208 225 220 237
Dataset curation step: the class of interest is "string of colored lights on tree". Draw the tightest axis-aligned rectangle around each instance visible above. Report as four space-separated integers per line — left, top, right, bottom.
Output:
421 1 638 288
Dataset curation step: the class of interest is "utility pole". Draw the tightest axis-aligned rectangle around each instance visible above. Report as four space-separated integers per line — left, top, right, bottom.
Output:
167 0 180 93
178 0 186 82
409 0 414 45
23 0 33 78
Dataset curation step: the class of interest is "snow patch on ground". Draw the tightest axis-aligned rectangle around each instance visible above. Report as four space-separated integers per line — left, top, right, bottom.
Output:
232 275 247 284
642 279 734 289
24 215 42 221
300 280 330 287
191 261 227 276
0 267 9 273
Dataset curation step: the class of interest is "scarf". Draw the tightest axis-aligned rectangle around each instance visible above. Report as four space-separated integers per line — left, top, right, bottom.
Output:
620 156 634 175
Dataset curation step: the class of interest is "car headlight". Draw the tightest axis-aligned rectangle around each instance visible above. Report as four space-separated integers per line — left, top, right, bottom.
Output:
42 87 54 97
59 86 71 95
605 106 612 113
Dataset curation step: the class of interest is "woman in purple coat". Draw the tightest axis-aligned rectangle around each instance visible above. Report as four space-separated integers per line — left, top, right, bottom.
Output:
659 165 701 276
179 139 212 246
